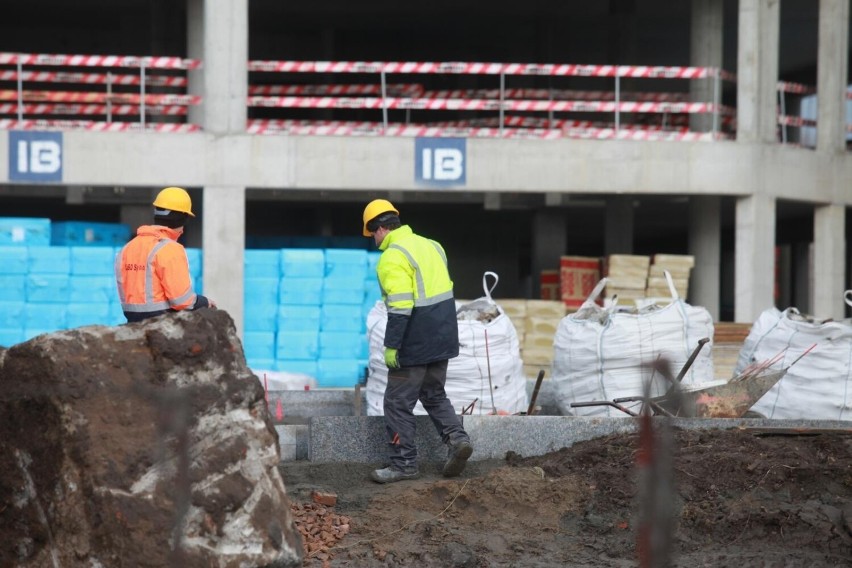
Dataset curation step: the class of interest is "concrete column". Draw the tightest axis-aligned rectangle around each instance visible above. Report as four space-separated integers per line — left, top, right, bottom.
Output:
813 204 846 319
737 0 780 144
531 210 567 299
688 196 721 320
689 0 724 132
735 194 776 322
604 196 634 255
202 185 246 337
817 0 850 153
186 0 248 133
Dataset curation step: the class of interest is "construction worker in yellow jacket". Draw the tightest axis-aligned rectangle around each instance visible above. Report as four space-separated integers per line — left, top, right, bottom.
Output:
363 199 473 484
115 187 215 322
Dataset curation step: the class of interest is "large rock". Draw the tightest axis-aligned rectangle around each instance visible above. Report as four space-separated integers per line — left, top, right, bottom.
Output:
0 310 302 567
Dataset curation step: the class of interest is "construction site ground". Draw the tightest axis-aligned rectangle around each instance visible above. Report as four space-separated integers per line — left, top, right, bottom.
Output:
282 427 852 567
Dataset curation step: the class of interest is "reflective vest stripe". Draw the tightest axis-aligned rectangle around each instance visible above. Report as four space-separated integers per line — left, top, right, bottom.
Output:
168 288 195 308
386 292 414 302
114 248 126 304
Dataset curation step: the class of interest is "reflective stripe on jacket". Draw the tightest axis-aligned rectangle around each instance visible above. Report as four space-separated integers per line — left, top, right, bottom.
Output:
115 225 198 316
377 225 459 366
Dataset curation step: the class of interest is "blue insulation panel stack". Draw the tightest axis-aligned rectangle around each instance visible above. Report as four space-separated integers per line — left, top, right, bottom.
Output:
0 217 50 247
51 221 131 247
0 230 383 386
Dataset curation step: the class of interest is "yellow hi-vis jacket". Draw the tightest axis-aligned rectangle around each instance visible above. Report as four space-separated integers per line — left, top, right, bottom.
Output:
377 225 459 366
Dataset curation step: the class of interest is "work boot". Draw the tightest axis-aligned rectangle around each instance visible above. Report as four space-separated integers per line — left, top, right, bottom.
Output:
370 466 420 484
443 440 473 477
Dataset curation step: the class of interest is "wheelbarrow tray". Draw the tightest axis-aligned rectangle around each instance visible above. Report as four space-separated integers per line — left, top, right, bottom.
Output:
656 368 787 418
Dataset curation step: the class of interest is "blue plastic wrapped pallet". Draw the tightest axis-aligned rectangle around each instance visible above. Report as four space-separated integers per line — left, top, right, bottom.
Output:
69 275 115 303
281 249 324 278
317 359 365 388
0 329 24 348
27 274 70 303
319 331 365 359
185 248 202 279
279 278 322 305
277 305 320 332
25 303 67 331
28 247 71 274
0 246 28 273
244 302 277 332
0 275 26 302
245 249 281 278
0 217 50 246
276 359 318 376
324 249 368 280
246 278 279 306
70 247 115 276
0 302 25 329
51 221 131 247
276 331 319 360
67 303 110 328
243 331 276 360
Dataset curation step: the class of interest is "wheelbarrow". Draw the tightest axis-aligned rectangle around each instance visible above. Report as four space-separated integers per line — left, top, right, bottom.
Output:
569 339 812 419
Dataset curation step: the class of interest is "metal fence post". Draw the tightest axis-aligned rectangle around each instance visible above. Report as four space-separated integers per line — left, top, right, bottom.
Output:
106 72 113 123
499 71 505 136
615 72 621 133
140 59 147 130
380 69 388 134
713 69 721 137
16 58 23 123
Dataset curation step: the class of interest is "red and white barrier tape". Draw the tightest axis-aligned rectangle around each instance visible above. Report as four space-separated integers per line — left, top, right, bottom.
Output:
248 95 730 114
0 103 188 116
248 60 728 79
248 117 697 134
419 88 693 103
0 53 200 70
0 69 187 87
777 81 816 95
0 90 200 105
0 119 199 132
248 83 423 96
246 120 727 141
777 115 817 127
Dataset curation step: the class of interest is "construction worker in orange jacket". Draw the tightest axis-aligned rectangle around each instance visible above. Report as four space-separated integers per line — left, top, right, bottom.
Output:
115 187 215 323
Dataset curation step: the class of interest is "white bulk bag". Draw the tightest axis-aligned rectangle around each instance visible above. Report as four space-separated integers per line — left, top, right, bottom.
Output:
365 272 528 416
735 305 852 420
552 274 715 417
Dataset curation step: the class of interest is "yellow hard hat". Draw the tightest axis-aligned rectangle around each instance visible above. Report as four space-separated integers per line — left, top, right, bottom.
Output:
153 186 195 217
362 199 399 236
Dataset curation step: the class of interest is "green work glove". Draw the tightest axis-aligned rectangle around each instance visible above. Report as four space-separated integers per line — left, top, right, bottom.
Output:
384 347 400 369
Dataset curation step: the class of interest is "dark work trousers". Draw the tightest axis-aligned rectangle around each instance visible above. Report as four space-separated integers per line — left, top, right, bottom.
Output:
383 359 470 472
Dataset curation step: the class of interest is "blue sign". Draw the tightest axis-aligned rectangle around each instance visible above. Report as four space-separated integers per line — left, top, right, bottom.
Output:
9 131 63 182
415 137 466 187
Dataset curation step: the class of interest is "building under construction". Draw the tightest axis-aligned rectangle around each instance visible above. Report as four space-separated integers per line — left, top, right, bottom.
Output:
1 0 851 361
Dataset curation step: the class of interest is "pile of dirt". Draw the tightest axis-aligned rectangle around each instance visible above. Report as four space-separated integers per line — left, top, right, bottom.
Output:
282 427 852 567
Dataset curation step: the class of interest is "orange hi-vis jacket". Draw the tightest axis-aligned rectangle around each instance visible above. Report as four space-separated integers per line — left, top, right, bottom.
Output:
115 225 200 319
